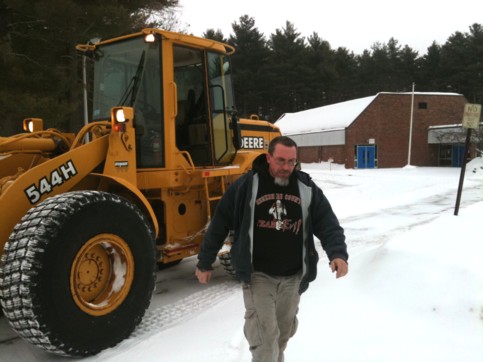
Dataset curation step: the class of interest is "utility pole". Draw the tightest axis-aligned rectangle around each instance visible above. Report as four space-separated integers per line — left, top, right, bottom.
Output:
407 83 415 166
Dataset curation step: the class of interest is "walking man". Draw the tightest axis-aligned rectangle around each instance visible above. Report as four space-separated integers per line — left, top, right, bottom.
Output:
196 136 348 362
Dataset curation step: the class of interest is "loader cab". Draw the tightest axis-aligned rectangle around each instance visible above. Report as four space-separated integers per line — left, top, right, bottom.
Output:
89 30 239 169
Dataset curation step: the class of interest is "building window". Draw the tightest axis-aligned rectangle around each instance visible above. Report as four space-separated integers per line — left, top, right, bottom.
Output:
418 102 428 109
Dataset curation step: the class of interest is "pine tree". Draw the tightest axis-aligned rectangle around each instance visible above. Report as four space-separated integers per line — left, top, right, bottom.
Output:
0 0 178 134
228 15 271 120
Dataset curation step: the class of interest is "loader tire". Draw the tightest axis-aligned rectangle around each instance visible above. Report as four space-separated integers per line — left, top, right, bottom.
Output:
0 191 156 357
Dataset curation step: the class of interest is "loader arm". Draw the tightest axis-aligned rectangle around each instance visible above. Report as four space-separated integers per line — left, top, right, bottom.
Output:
0 134 109 254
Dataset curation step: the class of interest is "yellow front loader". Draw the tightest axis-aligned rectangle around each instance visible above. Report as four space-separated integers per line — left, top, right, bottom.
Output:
0 29 280 357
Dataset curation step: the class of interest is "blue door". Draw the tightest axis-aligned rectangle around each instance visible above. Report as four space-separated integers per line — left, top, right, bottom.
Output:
357 145 376 169
451 145 466 167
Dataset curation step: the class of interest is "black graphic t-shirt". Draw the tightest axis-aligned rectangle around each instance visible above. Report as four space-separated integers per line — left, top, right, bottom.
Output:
253 172 303 276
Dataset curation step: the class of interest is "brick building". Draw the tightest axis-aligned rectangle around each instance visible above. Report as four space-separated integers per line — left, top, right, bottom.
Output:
275 92 476 168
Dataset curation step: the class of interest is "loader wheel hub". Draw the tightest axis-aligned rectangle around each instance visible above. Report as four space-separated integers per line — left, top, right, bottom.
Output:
70 233 134 316
77 251 105 286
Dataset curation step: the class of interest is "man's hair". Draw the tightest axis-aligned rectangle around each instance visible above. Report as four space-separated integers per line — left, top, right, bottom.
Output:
268 136 298 155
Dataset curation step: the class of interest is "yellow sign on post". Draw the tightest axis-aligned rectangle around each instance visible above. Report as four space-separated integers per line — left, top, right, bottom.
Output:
462 103 481 129
454 103 481 216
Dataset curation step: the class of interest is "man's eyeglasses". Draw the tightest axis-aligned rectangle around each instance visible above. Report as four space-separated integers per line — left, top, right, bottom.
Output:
273 157 298 167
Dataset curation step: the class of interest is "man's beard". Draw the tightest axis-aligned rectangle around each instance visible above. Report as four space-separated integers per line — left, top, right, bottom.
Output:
273 177 289 186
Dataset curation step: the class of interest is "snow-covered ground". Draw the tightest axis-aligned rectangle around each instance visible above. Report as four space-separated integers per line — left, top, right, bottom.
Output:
1 158 482 362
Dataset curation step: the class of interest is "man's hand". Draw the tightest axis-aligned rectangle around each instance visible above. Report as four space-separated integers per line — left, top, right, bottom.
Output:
195 267 213 284
330 258 348 278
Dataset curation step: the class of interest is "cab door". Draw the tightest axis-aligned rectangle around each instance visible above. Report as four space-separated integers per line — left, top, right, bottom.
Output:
173 44 239 167
206 52 237 165
173 45 211 165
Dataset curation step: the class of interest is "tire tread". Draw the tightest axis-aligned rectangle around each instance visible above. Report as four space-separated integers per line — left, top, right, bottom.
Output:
0 191 155 356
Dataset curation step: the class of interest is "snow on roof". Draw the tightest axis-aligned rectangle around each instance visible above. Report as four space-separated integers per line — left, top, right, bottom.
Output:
275 95 376 135
275 92 463 135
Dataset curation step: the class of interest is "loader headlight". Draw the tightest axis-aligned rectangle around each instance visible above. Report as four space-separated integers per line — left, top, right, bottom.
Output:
23 118 44 132
115 109 127 123
144 33 156 43
111 107 134 132
142 29 159 43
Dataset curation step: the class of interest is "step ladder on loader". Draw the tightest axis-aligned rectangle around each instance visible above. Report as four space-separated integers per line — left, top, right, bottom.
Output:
201 169 236 276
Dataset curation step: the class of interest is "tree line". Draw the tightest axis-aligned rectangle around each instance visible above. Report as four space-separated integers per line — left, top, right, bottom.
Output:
208 16 483 124
0 0 178 135
1 2 482 136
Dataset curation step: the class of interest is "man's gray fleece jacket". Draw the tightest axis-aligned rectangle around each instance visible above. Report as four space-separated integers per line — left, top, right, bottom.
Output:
197 155 348 294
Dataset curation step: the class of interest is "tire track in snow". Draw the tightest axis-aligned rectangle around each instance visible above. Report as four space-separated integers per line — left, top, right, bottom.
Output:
0 314 20 344
0 335 19 345
340 181 483 257
131 280 241 338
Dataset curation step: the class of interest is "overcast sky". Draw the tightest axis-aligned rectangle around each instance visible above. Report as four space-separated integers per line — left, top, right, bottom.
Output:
178 0 483 55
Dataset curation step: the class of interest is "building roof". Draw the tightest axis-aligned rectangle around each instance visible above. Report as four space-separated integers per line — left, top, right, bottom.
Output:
275 92 462 135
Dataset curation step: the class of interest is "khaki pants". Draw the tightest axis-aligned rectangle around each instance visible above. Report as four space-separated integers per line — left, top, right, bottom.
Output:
242 271 301 362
